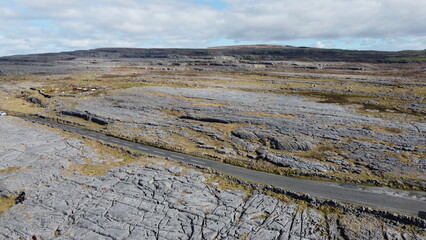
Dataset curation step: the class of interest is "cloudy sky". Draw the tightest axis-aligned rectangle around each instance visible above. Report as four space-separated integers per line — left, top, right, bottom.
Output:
1 0 426 56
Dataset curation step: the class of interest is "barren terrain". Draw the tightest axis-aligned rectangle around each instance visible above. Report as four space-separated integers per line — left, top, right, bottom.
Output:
0 46 425 239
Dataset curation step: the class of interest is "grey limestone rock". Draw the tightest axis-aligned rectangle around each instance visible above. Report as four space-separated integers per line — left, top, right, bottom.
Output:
256 149 333 172
268 136 313 151
1 116 423 239
49 85 426 188
61 109 112 125
231 129 257 140
26 96 45 107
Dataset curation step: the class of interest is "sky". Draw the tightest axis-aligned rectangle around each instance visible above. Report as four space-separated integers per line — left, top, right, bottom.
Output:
1 0 426 56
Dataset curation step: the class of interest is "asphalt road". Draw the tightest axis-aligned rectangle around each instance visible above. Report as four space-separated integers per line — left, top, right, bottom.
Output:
24 117 426 218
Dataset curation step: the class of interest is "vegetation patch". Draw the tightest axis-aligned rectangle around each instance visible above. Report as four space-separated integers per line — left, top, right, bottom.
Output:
204 175 253 198
65 134 154 176
0 167 21 175
208 122 249 133
0 92 43 114
386 56 426 62
362 125 406 134
68 164 112 177
0 196 16 216
242 111 296 118
145 91 205 102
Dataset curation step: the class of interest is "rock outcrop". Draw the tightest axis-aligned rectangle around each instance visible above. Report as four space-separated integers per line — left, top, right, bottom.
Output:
61 110 112 125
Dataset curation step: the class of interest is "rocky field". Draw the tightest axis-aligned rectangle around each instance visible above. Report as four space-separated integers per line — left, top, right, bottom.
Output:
1 47 425 190
0 116 424 239
0 46 425 239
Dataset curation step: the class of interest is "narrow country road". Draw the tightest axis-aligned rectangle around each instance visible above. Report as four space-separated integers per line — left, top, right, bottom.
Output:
23 117 426 218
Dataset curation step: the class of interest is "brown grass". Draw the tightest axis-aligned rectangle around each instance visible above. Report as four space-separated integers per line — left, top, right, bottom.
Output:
208 123 248 133
204 175 253 198
0 196 16 216
0 167 21 175
68 164 113 176
145 91 205 102
243 112 296 118
65 133 155 176
0 94 42 114
362 125 406 134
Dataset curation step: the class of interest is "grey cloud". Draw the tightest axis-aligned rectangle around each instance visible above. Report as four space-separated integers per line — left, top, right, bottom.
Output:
0 0 425 56
222 0 426 40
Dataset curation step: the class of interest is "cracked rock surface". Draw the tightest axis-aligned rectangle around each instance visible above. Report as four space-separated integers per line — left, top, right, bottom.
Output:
53 85 426 188
0 116 425 239
1 52 425 190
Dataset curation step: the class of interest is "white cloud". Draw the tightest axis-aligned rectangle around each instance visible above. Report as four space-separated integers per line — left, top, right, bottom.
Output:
315 41 325 48
0 0 425 56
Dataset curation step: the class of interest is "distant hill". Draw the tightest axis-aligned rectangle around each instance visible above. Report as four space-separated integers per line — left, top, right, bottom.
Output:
207 44 299 50
1 45 425 63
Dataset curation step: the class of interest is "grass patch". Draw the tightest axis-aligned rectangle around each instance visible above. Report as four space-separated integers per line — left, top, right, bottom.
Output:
386 56 426 62
293 144 342 162
204 175 253 197
286 89 424 120
68 164 112 176
242 112 296 118
63 132 154 176
239 233 249 240
0 196 16 216
385 150 425 165
208 122 248 133
0 167 21 175
263 190 292 203
191 102 228 107
145 91 205 102
318 205 344 216
362 125 406 134
0 93 43 114
350 137 397 148
296 91 374 105
250 214 270 220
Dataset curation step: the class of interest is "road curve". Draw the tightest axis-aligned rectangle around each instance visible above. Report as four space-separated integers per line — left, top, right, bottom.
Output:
23 117 426 218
